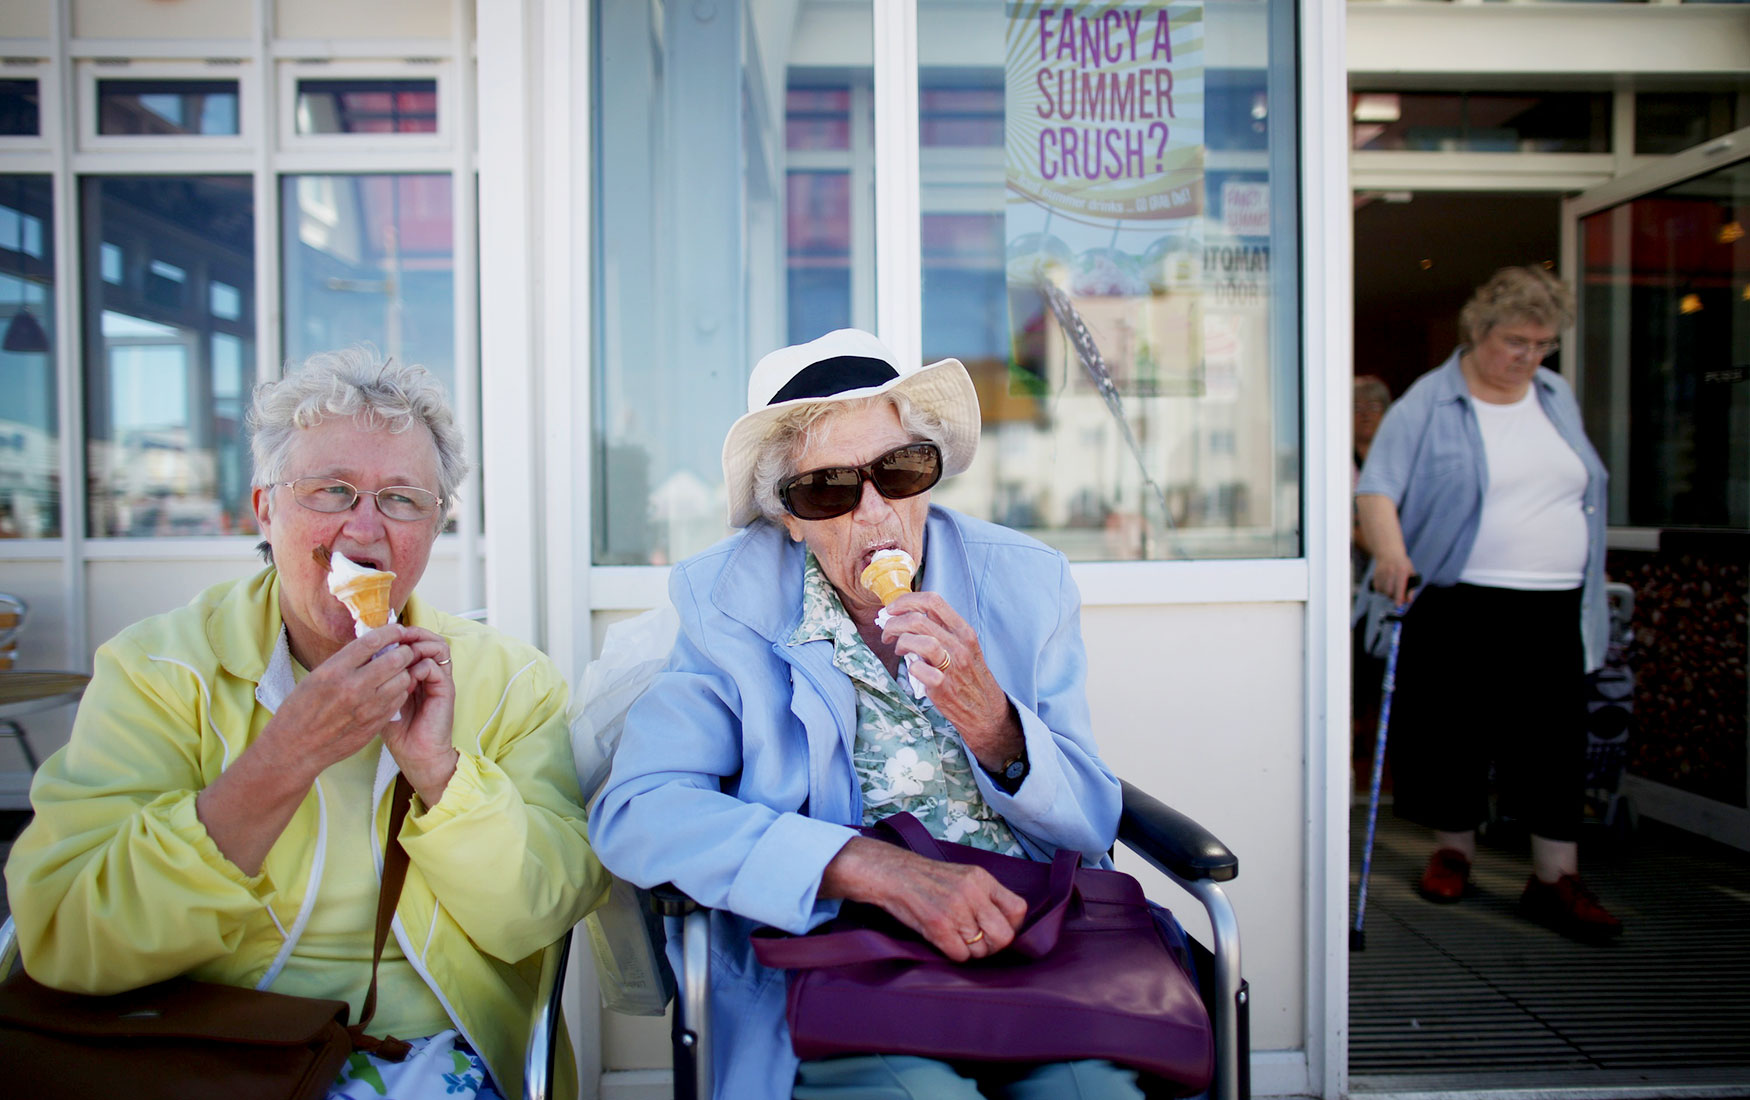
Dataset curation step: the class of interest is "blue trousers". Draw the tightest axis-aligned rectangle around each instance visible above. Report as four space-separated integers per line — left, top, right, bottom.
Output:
795 1055 1144 1099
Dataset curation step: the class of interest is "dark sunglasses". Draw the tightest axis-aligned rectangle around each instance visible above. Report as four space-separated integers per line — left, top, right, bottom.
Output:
779 442 943 520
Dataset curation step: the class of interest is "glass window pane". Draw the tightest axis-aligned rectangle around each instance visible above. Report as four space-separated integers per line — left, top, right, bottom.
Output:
0 175 58 538
786 86 852 151
97 79 240 137
787 171 853 344
0 80 40 137
927 0 1301 559
593 0 873 565
1634 92 1740 157
281 174 455 397
1350 91 1609 153
83 177 255 537
294 79 439 135
1578 158 1750 531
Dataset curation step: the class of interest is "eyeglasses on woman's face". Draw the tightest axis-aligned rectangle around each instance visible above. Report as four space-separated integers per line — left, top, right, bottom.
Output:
274 477 444 522
1494 331 1560 360
779 442 943 521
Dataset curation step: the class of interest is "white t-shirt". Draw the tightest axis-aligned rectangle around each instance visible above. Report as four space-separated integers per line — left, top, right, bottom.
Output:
1459 387 1588 590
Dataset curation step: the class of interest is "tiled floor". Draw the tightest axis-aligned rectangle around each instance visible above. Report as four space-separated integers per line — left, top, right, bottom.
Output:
1349 800 1750 1093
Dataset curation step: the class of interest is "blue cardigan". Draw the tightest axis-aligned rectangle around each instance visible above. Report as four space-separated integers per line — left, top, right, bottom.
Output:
592 505 1124 1099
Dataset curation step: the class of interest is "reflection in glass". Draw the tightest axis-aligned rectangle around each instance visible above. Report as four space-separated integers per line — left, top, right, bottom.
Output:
98 80 240 136
1350 91 1608 153
83 177 255 537
787 172 853 343
295 79 438 135
281 175 455 399
593 0 1298 564
924 1 1301 560
0 176 57 537
1578 158 1750 530
1633 92 1739 157
593 0 873 565
0 80 40 137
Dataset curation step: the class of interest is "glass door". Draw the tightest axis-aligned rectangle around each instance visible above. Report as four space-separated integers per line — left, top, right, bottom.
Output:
1564 125 1750 838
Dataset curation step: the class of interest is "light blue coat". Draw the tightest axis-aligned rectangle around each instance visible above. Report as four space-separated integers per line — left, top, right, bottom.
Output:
591 506 1124 1100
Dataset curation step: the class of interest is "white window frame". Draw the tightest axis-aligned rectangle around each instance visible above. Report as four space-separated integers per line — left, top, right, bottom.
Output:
0 62 55 158
276 58 451 156
78 58 257 154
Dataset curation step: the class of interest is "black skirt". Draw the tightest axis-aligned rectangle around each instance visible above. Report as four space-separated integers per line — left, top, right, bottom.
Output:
1387 583 1587 841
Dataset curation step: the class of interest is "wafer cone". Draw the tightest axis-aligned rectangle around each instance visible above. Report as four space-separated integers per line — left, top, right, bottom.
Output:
860 553 915 606
332 572 395 629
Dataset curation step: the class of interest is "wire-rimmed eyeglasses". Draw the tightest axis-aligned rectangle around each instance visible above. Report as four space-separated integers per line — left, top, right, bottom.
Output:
272 477 444 521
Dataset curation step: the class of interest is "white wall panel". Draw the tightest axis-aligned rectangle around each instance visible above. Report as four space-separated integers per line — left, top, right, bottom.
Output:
1083 600 1306 1054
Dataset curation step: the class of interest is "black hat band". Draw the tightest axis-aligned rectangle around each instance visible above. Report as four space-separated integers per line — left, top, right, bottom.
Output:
768 356 899 405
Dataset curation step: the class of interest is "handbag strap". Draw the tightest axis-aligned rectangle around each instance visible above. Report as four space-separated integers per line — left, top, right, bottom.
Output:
347 773 416 1061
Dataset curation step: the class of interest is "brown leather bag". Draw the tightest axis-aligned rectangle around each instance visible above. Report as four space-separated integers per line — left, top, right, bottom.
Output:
0 775 418 1100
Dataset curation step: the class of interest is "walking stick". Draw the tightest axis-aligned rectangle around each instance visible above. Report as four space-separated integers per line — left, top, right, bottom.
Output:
1351 576 1419 953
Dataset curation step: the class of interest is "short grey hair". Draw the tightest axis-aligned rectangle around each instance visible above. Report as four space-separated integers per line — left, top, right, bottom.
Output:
750 392 948 523
1459 266 1575 348
249 347 468 505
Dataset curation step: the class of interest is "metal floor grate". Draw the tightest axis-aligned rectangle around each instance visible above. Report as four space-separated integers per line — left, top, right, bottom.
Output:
1349 801 1750 1093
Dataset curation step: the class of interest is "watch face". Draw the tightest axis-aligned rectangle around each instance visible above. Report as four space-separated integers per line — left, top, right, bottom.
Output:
1003 758 1027 781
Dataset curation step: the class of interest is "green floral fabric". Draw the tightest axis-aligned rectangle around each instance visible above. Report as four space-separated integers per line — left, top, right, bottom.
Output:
789 553 1021 855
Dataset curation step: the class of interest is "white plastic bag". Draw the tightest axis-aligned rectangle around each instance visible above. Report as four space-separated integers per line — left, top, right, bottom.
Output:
570 603 680 1015
571 604 679 805
582 876 675 1016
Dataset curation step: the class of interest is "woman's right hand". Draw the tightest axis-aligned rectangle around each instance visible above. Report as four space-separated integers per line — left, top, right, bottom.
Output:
1371 550 1418 606
820 836 1028 962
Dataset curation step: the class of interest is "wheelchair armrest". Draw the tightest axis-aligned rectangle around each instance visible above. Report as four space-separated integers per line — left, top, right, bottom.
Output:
1118 779 1238 884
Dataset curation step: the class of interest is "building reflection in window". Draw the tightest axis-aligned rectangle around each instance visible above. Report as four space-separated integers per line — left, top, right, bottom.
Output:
82 176 255 538
97 80 241 137
294 80 438 135
0 175 57 538
281 174 455 403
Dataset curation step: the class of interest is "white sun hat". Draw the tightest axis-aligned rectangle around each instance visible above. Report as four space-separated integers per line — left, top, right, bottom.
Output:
721 328 981 528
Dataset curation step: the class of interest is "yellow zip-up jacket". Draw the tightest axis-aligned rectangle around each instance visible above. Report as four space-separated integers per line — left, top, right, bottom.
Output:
4 569 607 1099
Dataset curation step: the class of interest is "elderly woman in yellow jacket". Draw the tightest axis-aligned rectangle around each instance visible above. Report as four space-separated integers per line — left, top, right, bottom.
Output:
4 349 607 1100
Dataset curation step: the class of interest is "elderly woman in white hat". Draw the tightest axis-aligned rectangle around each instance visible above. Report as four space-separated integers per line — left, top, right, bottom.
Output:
593 330 1136 1099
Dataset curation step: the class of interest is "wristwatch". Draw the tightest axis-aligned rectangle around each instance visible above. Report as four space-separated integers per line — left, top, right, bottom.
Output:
989 750 1029 794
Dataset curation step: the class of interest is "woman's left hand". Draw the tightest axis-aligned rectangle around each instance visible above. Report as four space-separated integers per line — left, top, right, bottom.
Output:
879 592 1024 773
383 625 459 806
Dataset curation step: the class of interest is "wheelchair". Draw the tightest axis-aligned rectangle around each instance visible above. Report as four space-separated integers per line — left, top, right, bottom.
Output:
527 778 1249 1100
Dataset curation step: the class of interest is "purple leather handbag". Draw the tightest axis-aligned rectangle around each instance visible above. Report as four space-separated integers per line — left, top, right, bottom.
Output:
751 813 1214 1093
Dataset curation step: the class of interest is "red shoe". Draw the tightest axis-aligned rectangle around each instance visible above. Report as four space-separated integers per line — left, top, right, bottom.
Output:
1520 874 1624 943
1416 848 1471 903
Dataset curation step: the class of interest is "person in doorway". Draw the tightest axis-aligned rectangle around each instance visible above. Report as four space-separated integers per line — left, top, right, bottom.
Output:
1354 266 1621 942
5 348 609 1098
592 328 1141 1098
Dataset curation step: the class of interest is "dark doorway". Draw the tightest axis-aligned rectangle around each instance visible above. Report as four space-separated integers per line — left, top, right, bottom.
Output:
1353 191 1561 400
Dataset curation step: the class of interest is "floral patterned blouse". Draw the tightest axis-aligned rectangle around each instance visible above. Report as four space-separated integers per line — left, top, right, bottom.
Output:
789 553 1022 855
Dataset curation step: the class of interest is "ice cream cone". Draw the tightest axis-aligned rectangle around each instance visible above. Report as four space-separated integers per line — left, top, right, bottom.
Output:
332 572 395 629
860 550 916 606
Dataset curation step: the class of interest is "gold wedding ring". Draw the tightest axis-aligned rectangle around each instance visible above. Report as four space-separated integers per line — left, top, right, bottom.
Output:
935 650 952 672
964 929 984 944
